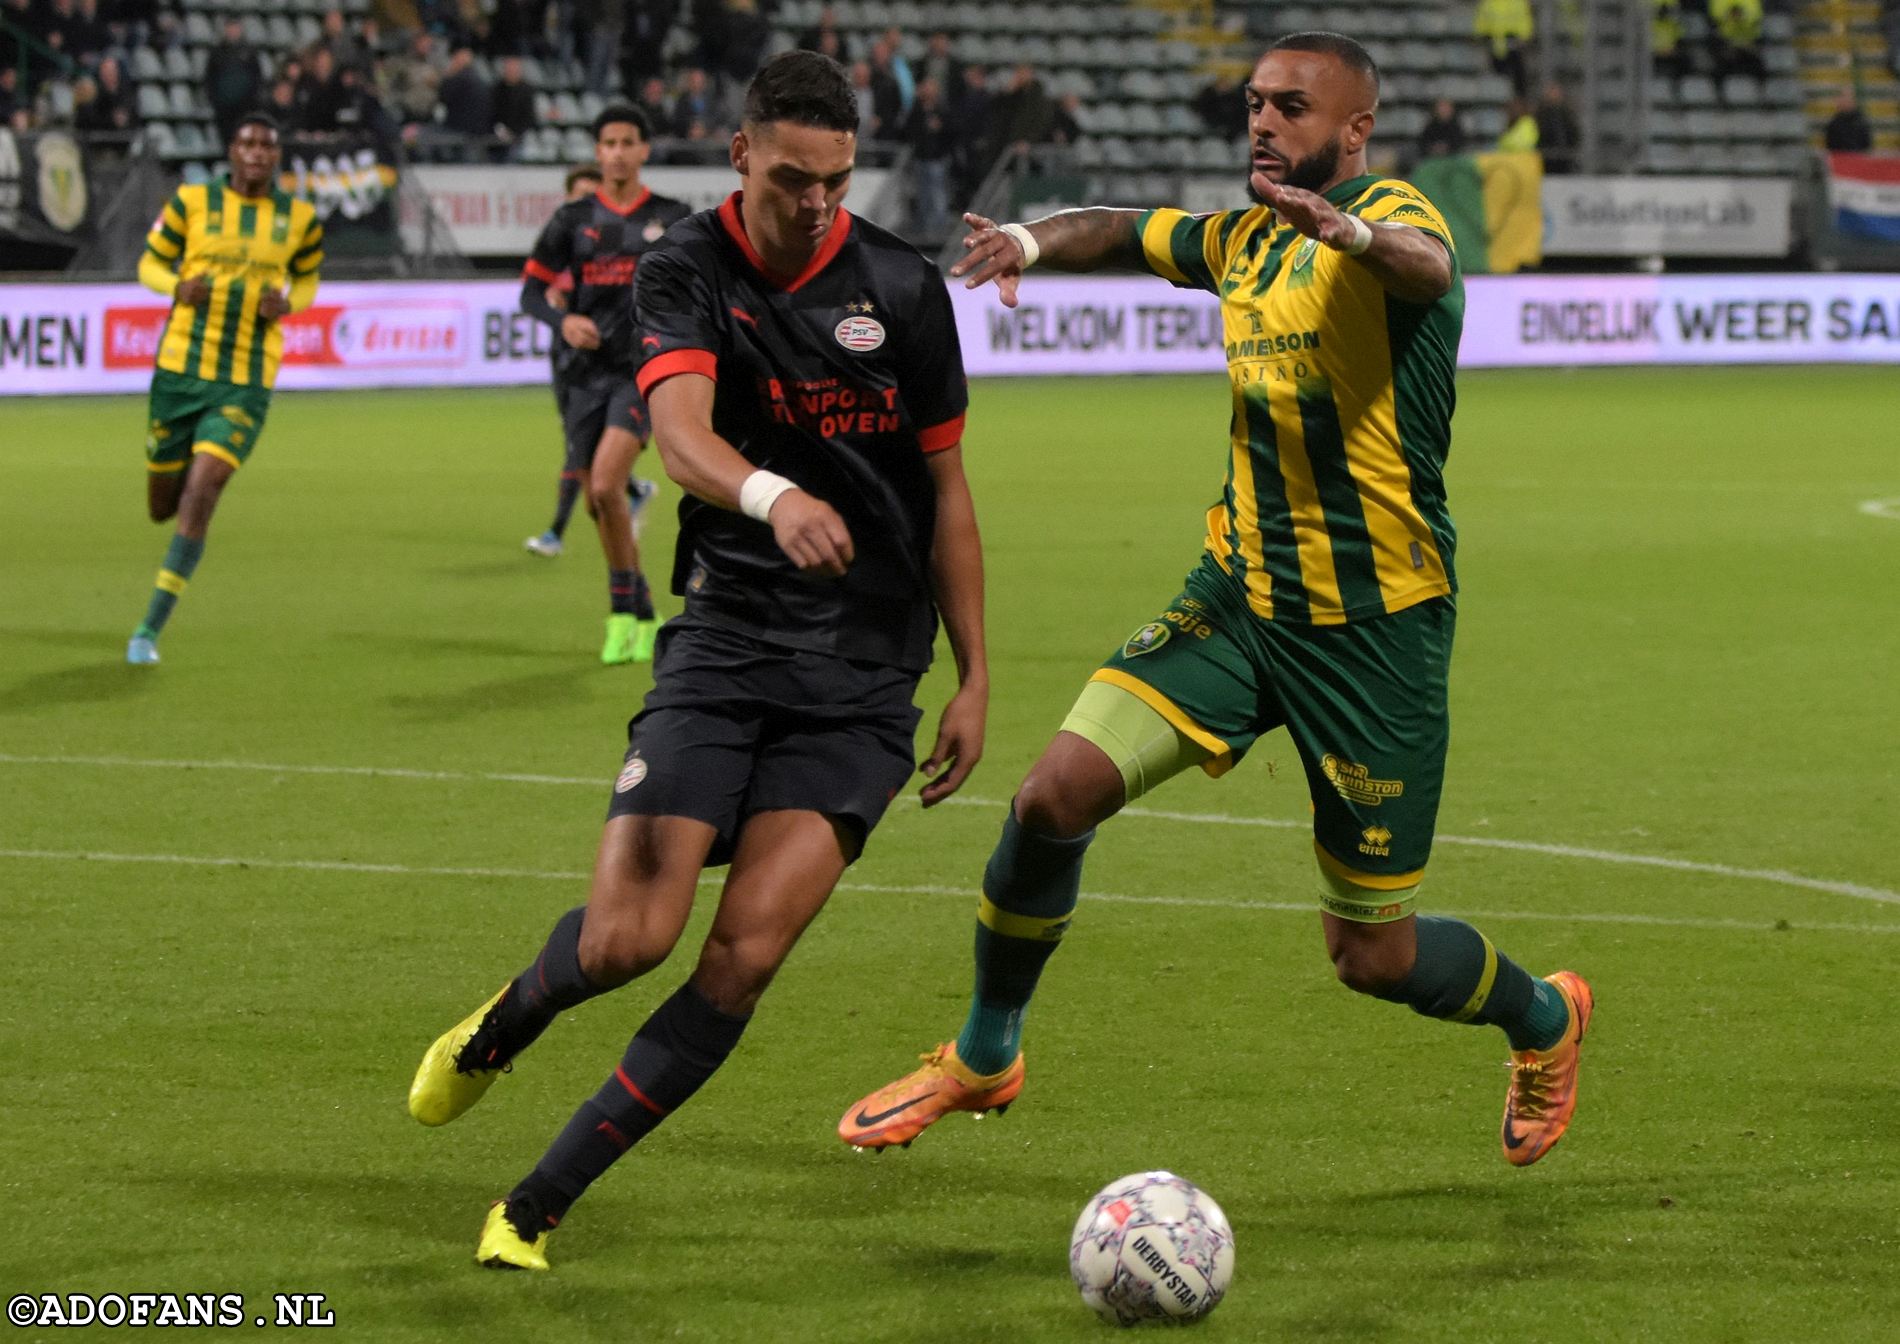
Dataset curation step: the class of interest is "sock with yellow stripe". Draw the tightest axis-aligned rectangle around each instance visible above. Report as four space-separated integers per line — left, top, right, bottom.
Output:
135 533 205 640
954 809 1091 1076
1376 916 1569 1051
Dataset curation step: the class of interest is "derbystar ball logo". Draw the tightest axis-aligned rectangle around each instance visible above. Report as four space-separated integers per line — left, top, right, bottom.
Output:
834 315 885 352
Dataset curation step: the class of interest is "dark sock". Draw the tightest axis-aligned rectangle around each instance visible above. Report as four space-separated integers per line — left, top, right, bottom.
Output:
953 809 1092 1075
135 533 205 639
549 472 583 538
511 980 751 1227
1374 916 1570 1051
608 568 637 616
484 907 603 1063
629 573 654 620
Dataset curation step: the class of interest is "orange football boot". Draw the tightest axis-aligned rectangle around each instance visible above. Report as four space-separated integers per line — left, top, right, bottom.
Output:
1501 970 1595 1167
838 1043 1024 1150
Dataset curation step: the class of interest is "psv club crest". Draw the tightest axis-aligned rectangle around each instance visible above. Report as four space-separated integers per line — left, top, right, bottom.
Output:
834 315 885 351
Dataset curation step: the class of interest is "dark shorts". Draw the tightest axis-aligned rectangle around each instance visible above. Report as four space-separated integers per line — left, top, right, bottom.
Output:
606 620 923 866
562 377 649 474
1096 555 1455 896
145 368 273 472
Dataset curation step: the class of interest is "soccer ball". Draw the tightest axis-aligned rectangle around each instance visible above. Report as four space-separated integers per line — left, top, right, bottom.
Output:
1069 1171 1235 1326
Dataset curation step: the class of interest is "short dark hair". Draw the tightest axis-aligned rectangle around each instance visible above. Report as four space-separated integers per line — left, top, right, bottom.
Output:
564 163 603 192
1269 31 1381 104
743 50 858 133
593 102 652 141
233 110 281 140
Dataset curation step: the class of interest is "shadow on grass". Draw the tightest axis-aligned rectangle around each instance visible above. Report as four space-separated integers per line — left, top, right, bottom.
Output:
351 632 587 662
429 560 544 582
0 658 159 715
385 667 605 723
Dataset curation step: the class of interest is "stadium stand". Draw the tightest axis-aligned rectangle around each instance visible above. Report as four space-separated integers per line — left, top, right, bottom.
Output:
1 0 1883 249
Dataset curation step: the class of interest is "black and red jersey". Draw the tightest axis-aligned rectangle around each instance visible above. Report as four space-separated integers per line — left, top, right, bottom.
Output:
636 193 969 673
523 186 691 384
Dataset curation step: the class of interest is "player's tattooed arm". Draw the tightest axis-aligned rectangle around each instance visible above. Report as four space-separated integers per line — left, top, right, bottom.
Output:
1254 180 1453 304
949 209 1144 308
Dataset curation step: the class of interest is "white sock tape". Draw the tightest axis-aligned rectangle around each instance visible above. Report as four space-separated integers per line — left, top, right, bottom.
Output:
999 222 1040 270
738 470 797 522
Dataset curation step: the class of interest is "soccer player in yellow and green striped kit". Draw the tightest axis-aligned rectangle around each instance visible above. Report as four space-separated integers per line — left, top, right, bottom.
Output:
126 113 323 664
842 33 1594 1168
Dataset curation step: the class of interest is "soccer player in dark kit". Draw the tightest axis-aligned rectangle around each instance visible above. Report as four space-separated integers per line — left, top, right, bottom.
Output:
523 164 662 560
408 50 989 1270
518 106 690 663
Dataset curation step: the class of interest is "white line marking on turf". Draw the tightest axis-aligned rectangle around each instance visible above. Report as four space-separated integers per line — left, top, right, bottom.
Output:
4 751 1896 907
3 846 1898 938
1859 496 1900 521
0 752 603 788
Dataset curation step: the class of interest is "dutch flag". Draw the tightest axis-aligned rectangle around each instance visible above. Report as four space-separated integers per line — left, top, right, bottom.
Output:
1827 152 1900 243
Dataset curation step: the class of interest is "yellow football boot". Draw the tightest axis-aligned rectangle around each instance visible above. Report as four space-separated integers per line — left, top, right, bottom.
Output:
476 1201 551 1272
838 1042 1024 1150
408 985 512 1127
1501 971 1595 1167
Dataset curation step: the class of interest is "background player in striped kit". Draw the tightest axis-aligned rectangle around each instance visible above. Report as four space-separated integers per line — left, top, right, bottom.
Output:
842 32 1594 1172
126 113 323 665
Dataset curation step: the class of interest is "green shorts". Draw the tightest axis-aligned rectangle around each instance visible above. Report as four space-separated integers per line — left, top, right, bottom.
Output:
145 368 273 473
1093 555 1454 916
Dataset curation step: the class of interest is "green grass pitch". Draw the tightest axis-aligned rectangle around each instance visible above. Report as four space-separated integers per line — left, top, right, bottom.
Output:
3 368 1898 1341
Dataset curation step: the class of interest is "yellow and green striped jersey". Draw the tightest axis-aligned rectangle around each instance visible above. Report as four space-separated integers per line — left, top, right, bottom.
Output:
143 177 324 389
1138 174 1464 625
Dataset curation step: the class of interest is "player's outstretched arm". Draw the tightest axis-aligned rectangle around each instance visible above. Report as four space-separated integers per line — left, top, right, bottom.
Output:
1253 179 1452 305
648 373 855 578
919 444 987 806
949 209 1145 309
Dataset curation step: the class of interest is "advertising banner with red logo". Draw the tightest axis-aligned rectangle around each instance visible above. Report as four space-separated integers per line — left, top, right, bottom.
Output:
0 281 559 395
5 272 1900 397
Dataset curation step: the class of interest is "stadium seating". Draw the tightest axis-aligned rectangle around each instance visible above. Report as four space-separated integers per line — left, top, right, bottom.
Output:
116 0 1836 193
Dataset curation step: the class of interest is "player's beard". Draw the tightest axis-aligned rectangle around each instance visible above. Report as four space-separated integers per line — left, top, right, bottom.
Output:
1248 134 1344 201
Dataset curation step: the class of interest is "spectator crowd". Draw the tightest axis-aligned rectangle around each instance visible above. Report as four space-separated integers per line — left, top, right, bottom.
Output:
1 0 1098 236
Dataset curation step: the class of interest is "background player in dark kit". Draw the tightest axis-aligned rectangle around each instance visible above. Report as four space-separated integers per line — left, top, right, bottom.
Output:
524 166 662 561
518 107 690 663
409 50 989 1270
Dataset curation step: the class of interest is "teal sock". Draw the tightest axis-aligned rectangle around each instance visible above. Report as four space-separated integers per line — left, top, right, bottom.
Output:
1375 916 1569 1051
136 534 205 639
954 809 1092 1075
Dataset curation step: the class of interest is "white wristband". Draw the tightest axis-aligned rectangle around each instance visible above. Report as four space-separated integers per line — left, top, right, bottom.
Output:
999 222 1040 270
738 470 797 523
1335 214 1374 256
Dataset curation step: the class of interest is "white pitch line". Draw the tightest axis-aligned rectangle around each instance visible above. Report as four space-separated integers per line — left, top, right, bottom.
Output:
1858 496 1900 521
4 750 1897 907
0 751 604 788
4 846 1898 938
